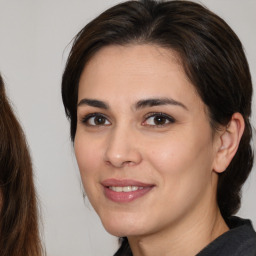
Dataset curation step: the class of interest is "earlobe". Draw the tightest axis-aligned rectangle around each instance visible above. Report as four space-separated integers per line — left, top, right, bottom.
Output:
213 113 245 173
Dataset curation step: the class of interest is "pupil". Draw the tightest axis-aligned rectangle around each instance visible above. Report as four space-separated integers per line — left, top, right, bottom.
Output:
154 116 166 125
95 116 105 125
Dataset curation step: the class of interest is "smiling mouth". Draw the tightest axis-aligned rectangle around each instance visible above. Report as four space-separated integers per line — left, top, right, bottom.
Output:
101 179 154 203
108 186 145 192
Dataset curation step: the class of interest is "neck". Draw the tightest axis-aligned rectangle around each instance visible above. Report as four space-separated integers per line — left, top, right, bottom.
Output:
128 199 229 256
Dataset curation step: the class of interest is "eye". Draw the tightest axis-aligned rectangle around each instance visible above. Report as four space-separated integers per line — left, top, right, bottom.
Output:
142 113 175 127
81 113 111 126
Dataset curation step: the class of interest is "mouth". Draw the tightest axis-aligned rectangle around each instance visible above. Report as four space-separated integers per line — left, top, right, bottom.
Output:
108 186 145 192
101 179 155 203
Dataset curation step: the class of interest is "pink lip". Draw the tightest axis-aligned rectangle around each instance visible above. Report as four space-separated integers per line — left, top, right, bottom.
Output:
101 179 155 203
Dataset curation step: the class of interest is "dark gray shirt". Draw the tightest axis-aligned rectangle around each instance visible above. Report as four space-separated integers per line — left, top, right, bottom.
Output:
114 217 256 256
197 217 256 256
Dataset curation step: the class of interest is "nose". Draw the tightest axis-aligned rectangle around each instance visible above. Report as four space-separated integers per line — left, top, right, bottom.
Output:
104 125 142 168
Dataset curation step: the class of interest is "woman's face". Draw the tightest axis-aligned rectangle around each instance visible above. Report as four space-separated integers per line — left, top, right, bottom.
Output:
75 44 220 237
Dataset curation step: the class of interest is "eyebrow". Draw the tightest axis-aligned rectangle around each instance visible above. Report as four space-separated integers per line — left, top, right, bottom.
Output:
77 97 188 111
135 98 188 110
77 99 109 109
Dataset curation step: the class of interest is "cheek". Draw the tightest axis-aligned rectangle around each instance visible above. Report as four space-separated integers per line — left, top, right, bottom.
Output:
74 134 102 189
147 127 215 192
143 133 216 223
74 131 102 169
74 134 106 214
148 137 211 173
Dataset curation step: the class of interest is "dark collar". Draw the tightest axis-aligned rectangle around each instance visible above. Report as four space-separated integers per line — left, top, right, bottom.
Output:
197 216 256 256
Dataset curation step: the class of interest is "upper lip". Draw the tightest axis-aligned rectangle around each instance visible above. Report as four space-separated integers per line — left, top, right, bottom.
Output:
101 178 154 187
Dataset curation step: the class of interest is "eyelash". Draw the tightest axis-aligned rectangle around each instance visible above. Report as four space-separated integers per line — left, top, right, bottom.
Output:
80 112 175 127
142 112 175 127
81 113 111 126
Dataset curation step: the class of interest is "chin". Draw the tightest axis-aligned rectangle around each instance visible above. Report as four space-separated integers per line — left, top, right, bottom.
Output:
99 211 146 237
103 224 144 237
103 225 129 237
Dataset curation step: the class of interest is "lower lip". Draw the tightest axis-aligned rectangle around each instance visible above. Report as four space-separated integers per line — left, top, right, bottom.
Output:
103 186 154 203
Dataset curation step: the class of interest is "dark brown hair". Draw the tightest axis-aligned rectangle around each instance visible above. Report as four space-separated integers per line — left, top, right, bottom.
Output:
0 74 44 256
61 0 253 255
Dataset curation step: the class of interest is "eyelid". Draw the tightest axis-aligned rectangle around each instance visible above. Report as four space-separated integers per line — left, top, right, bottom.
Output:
142 112 175 126
80 112 111 126
79 111 175 127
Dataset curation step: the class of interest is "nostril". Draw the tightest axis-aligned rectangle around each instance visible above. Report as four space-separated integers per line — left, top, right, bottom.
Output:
105 160 113 166
124 161 136 167
105 159 139 168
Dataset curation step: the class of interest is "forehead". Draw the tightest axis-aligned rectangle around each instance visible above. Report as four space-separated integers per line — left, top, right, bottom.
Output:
81 44 182 80
78 44 201 109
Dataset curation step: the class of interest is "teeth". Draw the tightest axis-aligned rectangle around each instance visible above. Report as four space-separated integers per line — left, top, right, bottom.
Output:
109 186 144 192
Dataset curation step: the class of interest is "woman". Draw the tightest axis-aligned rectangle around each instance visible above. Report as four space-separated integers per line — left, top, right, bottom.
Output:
62 0 256 255
0 74 44 256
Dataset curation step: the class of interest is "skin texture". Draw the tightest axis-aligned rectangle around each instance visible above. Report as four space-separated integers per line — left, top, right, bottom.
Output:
74 45 244 256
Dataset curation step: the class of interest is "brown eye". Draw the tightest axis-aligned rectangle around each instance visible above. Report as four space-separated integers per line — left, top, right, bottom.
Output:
143 113 175 126
94 116 107 125
153 116 168 125
82 114 111 126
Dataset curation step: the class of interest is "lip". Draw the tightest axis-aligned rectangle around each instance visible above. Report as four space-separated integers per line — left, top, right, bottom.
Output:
101 179 155 203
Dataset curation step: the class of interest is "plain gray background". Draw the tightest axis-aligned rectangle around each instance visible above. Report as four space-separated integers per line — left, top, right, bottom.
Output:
0 0 255 255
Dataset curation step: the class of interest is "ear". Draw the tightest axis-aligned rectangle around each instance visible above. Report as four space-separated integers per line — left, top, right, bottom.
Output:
213 113 245 173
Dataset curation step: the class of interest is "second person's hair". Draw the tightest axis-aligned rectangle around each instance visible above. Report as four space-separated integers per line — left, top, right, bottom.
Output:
0 74 44 256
